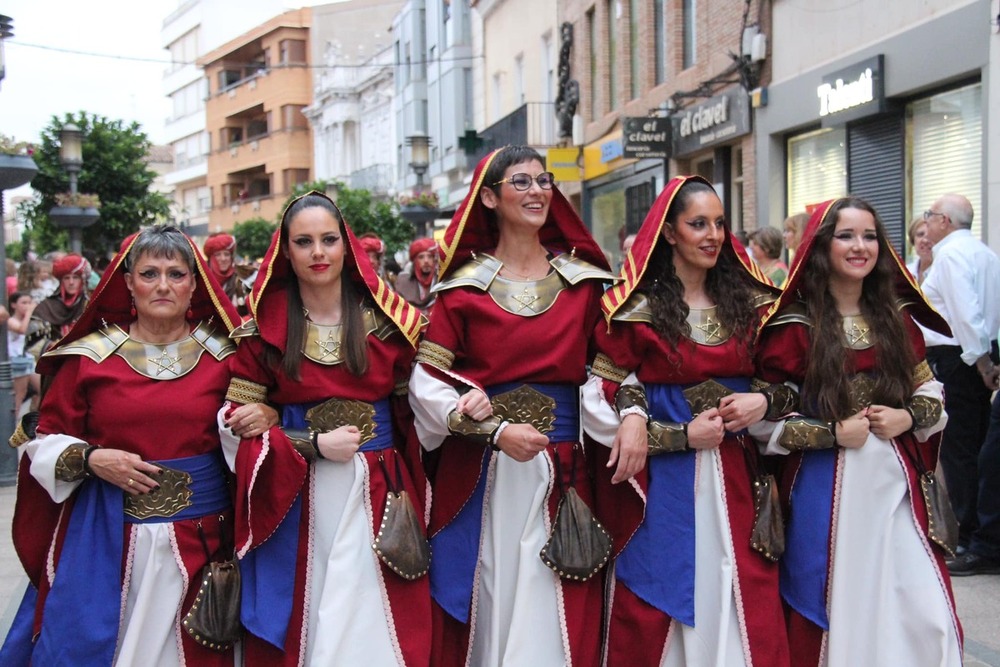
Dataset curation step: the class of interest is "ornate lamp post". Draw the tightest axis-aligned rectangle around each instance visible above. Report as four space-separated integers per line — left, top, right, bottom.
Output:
401 134 436 238
49 123 100 255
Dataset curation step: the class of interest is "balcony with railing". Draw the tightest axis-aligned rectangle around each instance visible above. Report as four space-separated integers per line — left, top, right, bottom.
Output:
349 163 394 195
470 102 559 164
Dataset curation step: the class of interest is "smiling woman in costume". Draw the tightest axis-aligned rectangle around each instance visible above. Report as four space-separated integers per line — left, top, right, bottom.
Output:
583 175 789 667
0 225 265 666
752 197 962 666
220 191 430 667
408 145 618 666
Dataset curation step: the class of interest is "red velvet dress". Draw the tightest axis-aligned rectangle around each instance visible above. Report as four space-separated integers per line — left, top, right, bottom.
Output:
228 322 431 667
755 312 962 667
409 274 607 667
591 304 788 667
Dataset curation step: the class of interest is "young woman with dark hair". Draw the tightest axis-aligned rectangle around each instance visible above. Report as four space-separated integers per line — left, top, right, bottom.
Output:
752 197 962 666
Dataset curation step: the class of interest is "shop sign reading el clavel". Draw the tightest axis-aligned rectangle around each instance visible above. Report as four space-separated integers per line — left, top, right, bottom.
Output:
818 54 885 127
671 87 751 158
623 117 671 160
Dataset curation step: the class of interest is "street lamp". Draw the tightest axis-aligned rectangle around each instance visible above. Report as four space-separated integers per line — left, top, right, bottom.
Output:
402 134 436 238
49 122 99 254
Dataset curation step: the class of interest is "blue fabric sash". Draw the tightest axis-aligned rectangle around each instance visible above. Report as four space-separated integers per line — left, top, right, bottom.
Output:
616 377 750 627
430 382 579 623
780 448 836 630
242 398 392 650
32 452 229 667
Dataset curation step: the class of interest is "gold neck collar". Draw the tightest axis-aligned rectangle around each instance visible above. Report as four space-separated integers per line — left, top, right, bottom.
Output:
686 306 730 345
304 320 344 365
842 314 873 350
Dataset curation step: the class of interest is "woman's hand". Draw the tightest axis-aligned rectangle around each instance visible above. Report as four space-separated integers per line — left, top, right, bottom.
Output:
866 405 912 440
608 413 647 483
226 402 279 439
718 392 768 432
495 423 549 462
687 408 725 450
456 389 493 421
834 411 870 449
316 425 361 462
87 448 163 495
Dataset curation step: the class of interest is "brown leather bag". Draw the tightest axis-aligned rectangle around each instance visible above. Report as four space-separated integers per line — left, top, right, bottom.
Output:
372 454 431 580
539 448 612 581
750 473 786 562
182 520 241 651
920 471 959 557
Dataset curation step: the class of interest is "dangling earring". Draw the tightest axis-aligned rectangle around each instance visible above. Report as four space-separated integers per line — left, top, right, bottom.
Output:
130 297 136 318
187 306 194 320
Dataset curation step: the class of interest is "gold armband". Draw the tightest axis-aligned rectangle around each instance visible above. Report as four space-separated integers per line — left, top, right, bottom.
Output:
758 382 799 420
283 428 318 462
55 443 95 482
905 396 943 431
614 385 648 419
777 417 836 451
8 411 39 448
647 420 688 455
448 410 504 449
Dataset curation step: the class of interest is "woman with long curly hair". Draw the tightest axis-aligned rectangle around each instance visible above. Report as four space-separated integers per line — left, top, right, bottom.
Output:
583 175 788 666
752 197 962 666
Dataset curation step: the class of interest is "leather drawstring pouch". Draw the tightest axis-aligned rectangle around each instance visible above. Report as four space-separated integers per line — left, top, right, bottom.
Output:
373 454 431 580
742 437 785 562
900 441 959 557
182 517 242 651
539 447 612 581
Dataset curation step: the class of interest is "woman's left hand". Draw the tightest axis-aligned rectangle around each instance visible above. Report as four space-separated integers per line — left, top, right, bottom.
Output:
227 402 279 439
719 392 768 432
866 405 913 440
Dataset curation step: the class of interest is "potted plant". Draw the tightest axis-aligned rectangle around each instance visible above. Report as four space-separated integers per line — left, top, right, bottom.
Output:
0 133 38 191
50 191 101 229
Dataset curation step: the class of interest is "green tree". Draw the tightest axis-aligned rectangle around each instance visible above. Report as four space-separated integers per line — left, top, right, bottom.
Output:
281 180 415 253
21 112 171 256
232 216 278 262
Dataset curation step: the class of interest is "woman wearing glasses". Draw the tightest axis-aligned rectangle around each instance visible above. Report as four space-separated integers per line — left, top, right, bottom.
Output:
409 146 618 666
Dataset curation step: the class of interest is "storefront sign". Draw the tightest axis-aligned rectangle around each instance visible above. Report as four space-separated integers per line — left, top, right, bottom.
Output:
546 147 581 182
671 87 751 158
600 137 624 163
818 55 885 126
622 117 671 159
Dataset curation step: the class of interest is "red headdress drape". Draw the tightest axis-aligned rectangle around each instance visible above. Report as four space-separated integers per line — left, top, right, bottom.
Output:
600 174 777 323
760 198 951 336
248 190 423 351
437 147 610 279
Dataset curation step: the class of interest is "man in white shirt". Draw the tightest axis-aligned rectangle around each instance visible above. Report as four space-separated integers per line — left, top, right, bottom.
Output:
921 193 1000 575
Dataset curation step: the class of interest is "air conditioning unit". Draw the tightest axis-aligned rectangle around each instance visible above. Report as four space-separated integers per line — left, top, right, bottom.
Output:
230 147 238 157
250 140 259 151
252 200 261 212
227 88 236 99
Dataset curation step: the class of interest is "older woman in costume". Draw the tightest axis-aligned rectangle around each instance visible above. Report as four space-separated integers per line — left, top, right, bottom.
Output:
204 232 249 316
0 226 268 666
583 176 788 667
752 197 962 666
220 192 430 666
408 146 618 666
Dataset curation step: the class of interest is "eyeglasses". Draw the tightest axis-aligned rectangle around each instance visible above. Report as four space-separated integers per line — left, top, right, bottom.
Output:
923 210 946 221
493 172 556 191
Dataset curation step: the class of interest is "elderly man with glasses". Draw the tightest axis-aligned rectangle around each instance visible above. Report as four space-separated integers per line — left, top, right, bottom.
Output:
920 193 1000 576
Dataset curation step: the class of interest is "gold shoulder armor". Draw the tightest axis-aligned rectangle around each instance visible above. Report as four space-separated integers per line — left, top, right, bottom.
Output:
612 292 653 324
364 307 397 341
433 253 502 294
751 287 779 309
191 321 237 360
550 253 619 285
765 300 812 327
42 324 129 364
230 318 259 339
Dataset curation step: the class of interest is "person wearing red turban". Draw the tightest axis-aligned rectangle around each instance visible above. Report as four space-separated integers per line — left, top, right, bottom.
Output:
203 233 249 316
395 237 439 312
24 253 90 359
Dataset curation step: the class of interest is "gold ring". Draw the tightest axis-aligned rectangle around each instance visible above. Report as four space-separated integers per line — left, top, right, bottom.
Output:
127 478 134 487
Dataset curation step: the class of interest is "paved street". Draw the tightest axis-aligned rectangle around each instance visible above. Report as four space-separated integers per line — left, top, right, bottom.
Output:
0 481 997 664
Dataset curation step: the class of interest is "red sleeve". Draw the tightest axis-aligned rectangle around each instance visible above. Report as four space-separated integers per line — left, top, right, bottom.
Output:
755 322 811 384
36 356 88 438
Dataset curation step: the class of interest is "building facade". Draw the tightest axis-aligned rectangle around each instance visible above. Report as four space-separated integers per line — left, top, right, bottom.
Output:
755 0 994 255
160 0 293 236
199 8 314 232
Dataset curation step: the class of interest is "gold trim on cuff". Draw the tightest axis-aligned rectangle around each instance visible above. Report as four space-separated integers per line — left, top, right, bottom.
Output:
592 353 629 384
55 444 91 482
226 377 268 405
415 340 455 371
913 359 934 386
906 395 943 430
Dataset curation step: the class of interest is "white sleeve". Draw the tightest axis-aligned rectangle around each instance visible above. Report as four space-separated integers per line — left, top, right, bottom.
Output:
217 401 240 471
911 378 948 443
582 372 643 448
20 433 87 503
408 364 462 452
747 381 801 456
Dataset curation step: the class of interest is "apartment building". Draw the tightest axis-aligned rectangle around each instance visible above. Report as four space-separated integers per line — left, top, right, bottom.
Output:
199 8 314 232
161 0 292 237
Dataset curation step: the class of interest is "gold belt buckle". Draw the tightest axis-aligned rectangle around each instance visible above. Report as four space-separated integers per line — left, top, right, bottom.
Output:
123 465 193 520
307 397 378 446
682 379 734 416
490 385 557 434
